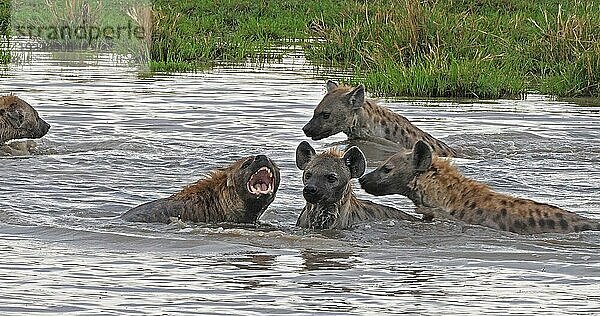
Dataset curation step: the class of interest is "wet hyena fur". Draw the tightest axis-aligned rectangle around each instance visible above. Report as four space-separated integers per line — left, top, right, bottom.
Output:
295 141 418 229
0 95 51 145
360 141 600 234
302 80 458 157
121 155 281 224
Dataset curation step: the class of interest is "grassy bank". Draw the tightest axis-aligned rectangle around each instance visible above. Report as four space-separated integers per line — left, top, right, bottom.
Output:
9 0 151 57
152 0 600 98
0 0 9 64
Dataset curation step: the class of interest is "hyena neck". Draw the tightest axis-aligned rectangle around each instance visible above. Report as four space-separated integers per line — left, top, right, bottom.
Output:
301 184 359 229
346 100 457 157
173 172 242 222
346 100 394 140
410 159 490 211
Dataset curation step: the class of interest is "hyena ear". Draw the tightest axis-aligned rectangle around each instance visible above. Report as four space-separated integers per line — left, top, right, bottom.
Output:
343 146 366 178
296 141 316 170
347 84 365 110
412 140 432 172
3 106 25 128
326 80 338 92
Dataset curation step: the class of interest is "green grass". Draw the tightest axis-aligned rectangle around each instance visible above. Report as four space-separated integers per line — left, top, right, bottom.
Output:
0 0 9 64
7 0 151 60
150 0 317 70
152 0 600 98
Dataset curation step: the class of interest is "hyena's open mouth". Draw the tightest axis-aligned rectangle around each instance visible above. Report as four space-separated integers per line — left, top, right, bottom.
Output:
247 166 275 196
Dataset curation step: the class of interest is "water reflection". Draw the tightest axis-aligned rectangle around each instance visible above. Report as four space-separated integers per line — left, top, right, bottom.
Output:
301 249 356 271
228 253 277 271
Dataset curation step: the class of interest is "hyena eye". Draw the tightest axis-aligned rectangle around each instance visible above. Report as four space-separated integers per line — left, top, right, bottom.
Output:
382 166 392 174
241 159 252 169
327 174 338 183
322 112 331 119
304 172 312 180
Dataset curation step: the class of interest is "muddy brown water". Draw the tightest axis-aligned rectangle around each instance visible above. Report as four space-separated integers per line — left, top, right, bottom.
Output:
1 47 599 314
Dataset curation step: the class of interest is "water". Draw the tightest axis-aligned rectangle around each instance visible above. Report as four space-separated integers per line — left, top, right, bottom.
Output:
1 46 599 315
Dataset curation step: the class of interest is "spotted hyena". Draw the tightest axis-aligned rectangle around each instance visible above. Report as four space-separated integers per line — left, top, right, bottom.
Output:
121 155 280 224
0 95 50 145
360 141 600 234
295 141 418 229
302 80 458 157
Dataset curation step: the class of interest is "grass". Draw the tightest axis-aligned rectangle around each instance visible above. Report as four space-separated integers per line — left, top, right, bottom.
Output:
0 0 9 64
152 0 600 99
2 0 598 98
150 0 317 69
6 0 151 61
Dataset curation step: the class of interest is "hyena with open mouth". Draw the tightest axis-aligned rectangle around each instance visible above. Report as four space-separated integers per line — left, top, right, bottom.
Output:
302 80 458 157
295 141 418 229
360 141 600 234
122 155 280 224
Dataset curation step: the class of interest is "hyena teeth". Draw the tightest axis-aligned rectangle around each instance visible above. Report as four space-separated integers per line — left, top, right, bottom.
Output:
121 155 280 224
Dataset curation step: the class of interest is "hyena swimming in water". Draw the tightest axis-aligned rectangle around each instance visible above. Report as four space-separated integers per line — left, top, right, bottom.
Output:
302 80 458 157
0 95 50 145
360 141 600 234
122 155 280 224
295 141 418 229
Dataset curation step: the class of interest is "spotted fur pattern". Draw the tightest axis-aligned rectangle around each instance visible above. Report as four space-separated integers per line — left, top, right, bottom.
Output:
302 81 458 157
360 141 600 234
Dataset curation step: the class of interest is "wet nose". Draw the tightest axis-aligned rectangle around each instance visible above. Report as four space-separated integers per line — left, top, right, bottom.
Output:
302 123 311 135
42 120 51 132
303 185 318 196
37 119 50 135
255 155 268 162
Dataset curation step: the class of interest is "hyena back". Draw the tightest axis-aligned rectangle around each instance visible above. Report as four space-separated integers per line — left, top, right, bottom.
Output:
360 141 600 234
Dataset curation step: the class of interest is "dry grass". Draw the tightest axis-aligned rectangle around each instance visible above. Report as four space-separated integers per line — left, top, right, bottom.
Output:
127 4 154 48
45 0 103 27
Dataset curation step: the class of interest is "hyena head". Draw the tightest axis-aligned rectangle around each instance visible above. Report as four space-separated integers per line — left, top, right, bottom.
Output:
296 141 366 205
360 140 432 196
226 154 281 216
0 95 51 143
302 80 365 140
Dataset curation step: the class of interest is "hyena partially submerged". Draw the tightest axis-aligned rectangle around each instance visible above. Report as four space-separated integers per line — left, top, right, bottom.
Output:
303 81 458 157
360 141 600 234
121 155 280 224
295 141 418 229
0 95 51 145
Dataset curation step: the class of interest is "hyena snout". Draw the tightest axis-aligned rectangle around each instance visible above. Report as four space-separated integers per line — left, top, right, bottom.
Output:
358 175 375 194
302 119 329 140
254 154 268 163
303 184 323 204
302 121 315 137
359 173 385 196
36 118 51 137
23 118 50 138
